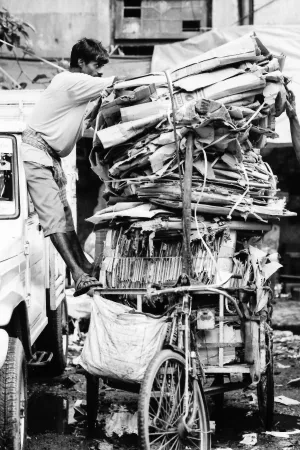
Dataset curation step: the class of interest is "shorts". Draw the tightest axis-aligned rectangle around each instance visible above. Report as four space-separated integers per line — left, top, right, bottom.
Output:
23 161 75 237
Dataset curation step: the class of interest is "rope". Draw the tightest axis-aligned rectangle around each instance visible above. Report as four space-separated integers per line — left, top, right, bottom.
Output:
227 160 250 220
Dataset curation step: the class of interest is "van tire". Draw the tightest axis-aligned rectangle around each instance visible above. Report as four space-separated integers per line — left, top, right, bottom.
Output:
47 297 69 375
0 337 27 450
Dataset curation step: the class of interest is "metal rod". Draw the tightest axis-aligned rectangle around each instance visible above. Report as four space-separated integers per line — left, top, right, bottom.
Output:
219 294 224 367
0 39 66 72
137 294 142 311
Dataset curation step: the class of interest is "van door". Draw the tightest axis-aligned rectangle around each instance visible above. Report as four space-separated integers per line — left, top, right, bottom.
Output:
25 196 47 339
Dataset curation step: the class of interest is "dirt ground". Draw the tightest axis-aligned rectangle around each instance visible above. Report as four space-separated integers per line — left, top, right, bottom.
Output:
27 298 300 450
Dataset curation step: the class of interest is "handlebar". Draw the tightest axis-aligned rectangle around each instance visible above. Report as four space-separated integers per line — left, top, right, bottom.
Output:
146 273 234 297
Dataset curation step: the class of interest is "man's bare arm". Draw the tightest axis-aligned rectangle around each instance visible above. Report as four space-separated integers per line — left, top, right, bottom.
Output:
286 88 300 165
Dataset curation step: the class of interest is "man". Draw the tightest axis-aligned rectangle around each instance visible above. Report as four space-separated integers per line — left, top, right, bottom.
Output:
21 38 115 296
286 87 300 163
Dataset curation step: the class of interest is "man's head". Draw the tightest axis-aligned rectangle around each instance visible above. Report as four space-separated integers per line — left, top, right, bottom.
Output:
70 38 109 77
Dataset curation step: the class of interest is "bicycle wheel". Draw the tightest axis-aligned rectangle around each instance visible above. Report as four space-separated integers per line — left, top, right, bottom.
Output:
257 331 274 430
138 349 211 450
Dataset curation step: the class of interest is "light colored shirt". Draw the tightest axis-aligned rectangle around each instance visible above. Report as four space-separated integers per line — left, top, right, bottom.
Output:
21 71 114 164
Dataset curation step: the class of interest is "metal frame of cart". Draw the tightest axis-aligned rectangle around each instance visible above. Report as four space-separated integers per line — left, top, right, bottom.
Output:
85 268 274 450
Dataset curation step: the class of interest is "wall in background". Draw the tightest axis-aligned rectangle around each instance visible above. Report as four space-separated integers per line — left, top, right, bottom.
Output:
1 0 111 58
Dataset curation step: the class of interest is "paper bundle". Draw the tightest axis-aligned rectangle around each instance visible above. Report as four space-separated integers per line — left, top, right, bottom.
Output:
86 32 295 290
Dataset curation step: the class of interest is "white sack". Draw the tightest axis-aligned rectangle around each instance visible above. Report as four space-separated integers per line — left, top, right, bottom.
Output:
79 294 168 383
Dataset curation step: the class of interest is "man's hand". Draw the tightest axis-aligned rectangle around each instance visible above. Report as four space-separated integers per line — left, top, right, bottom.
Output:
286 86 300 166
286 87 297 120
101 86 114 98
113 75 125 85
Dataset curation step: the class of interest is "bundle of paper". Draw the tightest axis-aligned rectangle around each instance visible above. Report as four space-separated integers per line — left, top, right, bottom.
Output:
87 32 296 288
98 220 227 288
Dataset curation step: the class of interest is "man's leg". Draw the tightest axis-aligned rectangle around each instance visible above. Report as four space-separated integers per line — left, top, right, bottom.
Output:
50 232 84 283
23 161 101 295
50 232 101 296
66 230 93 275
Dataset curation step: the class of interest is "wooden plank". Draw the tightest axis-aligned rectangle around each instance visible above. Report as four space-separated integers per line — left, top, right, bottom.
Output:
205 365 250 374
199 343 244 348
182 132 193 276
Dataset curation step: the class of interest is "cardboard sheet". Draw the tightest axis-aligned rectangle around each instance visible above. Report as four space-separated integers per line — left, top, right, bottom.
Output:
152 25 300 144
174 67 243 92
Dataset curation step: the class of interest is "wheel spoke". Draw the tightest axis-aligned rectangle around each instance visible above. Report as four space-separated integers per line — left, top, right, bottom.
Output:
149 430 177 436
156 434 177 450
187 436 202 448
150 432 168 446
150 400 172 425
168 436 179 450
150 432 177 449
149 412 171 428
141 351 209 450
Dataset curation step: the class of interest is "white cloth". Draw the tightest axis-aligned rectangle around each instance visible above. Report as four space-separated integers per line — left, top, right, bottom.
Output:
79 294 168 383
23 72 114 163
21 142 53 166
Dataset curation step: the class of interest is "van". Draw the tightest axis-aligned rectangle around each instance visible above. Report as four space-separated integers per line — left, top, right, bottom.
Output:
0 90 77 450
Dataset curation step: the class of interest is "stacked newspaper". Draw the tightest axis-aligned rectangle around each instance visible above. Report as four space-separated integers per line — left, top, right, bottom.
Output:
87 33 295 288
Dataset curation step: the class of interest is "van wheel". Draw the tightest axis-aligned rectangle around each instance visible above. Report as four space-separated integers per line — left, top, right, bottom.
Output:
47 297 69 375
0 337 27 450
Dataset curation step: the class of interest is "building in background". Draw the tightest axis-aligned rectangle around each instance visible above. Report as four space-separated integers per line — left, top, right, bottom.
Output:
1 1 299 59
1 0 213 58
213 0 300 28
1 0 111 58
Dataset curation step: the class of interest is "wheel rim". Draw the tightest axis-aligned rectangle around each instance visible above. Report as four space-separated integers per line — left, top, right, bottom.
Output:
147 358 206 449
19 366 26 449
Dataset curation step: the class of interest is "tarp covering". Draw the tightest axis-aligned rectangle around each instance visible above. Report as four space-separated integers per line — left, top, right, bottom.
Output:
152 25 300 145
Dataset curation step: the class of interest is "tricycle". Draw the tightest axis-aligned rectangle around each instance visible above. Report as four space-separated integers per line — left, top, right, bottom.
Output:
83 223 274 450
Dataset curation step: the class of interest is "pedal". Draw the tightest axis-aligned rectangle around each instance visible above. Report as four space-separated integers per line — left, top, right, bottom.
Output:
28 351 53 367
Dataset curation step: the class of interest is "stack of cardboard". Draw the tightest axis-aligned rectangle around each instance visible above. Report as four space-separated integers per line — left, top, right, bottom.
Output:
87 33 295 289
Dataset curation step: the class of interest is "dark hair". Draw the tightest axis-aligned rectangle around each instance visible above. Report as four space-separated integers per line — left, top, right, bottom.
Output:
70 38 109 68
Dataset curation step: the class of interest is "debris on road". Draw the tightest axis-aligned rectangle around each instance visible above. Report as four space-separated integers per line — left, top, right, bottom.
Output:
273 330 300 359
265 430 300 438
274 395 300 406
105 405 138 437
273 330 294 342
245 392 258 405
89 442 113 450
240 433 258 445
277 363 291 369
73 400 87 422
287 378 300 387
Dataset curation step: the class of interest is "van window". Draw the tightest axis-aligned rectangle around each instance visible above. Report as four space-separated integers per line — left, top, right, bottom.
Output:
0 136 18 218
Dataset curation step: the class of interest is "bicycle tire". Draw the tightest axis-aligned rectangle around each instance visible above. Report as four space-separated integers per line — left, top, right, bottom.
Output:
138 349 211 450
